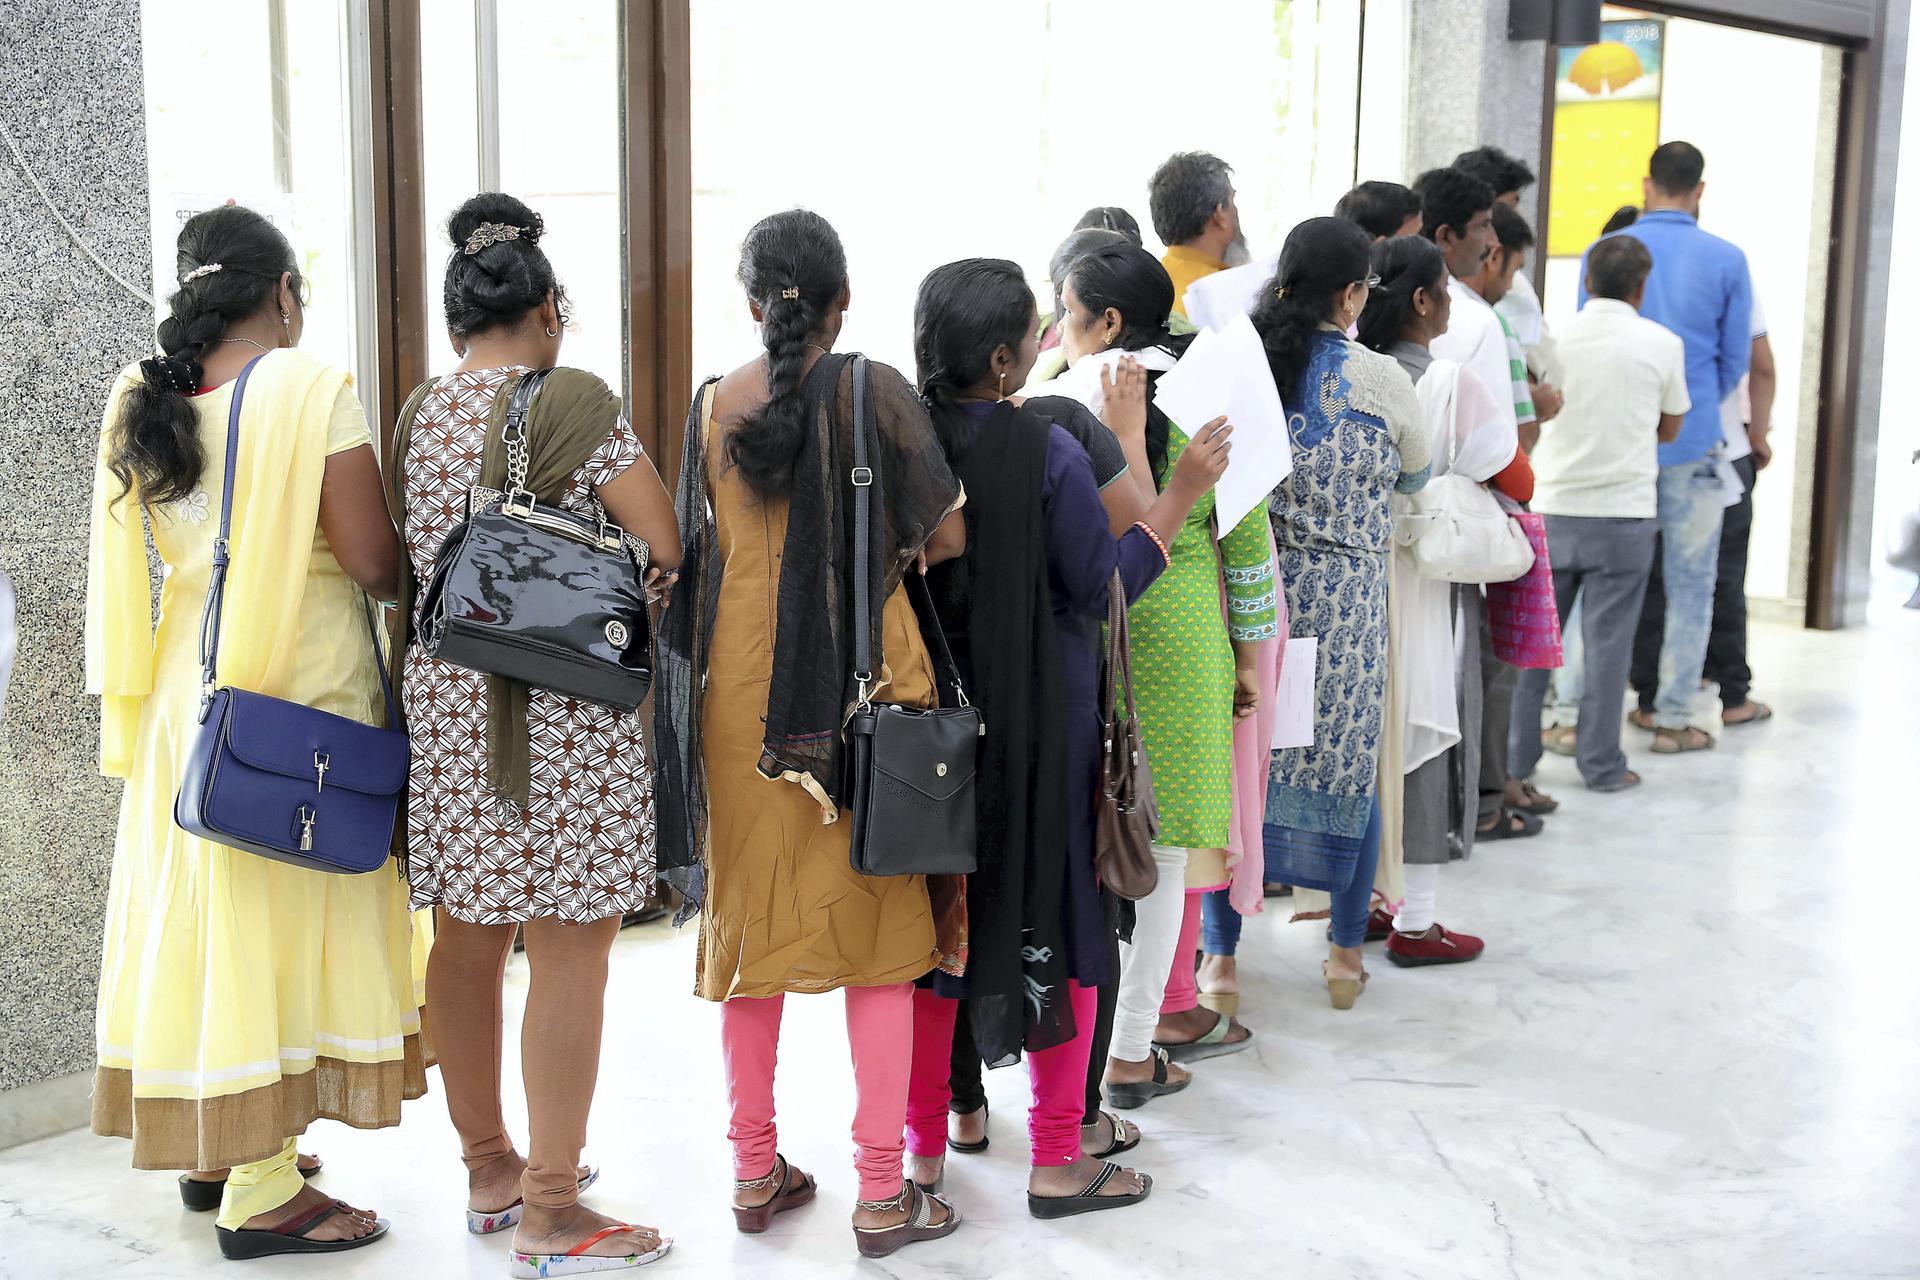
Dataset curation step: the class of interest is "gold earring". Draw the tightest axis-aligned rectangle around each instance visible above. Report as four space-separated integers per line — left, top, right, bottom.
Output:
280 312 291 345
997 370 1006 398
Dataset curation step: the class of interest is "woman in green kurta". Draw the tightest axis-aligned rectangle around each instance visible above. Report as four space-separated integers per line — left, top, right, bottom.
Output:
1053 243 1277 1109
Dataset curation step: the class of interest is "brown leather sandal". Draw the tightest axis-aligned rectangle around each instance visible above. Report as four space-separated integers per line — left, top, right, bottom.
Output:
852 1180 959 1258
732 1153 816 1234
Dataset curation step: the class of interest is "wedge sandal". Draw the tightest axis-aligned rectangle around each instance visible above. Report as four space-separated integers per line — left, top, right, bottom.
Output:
1027 1161 1153 1219
1083 1111 1141 1160
1155 1011 1252 1064
852 1180 959 1258
509 1224 672 1277
214 1198 388 1261
1105 1047 1189 1111
732 1153 815 1234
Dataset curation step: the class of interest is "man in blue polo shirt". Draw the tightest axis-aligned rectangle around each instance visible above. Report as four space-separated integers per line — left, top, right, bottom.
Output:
1580 141 1750 754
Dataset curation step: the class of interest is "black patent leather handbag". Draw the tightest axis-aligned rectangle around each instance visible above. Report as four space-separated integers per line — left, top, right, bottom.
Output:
415 370 655 710
843 355 982 878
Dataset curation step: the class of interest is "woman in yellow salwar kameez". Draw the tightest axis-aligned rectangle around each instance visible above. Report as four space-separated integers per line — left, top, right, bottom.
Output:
85 205 425 1261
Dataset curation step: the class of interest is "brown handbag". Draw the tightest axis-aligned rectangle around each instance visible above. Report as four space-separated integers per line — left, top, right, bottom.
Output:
1095 569 1161 900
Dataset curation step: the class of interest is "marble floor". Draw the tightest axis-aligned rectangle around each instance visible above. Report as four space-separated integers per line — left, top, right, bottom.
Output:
3 611 1918 1280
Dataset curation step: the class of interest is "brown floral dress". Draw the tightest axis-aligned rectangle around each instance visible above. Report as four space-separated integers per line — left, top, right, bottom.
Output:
401 366 656 925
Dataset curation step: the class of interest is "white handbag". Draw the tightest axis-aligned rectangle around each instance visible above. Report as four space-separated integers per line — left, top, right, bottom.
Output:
1395 415 1536 585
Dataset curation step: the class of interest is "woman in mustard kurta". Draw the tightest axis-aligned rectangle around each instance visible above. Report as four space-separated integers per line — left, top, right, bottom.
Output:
656 211 966 1259
85 206 423 1260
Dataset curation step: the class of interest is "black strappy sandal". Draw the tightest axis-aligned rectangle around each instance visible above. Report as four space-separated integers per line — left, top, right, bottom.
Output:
180 1158 322 1212
215 1198 387 1260
1027 1161 1153 1219
1083 1111 1141 1159
1104 1047 1189 1111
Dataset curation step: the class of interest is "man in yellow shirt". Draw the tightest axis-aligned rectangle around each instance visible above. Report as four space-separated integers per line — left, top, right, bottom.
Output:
1149 151 1244 318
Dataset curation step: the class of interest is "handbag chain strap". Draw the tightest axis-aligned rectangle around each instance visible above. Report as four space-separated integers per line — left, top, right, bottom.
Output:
499 368 553 515
196 353 398 726
847 354 969 711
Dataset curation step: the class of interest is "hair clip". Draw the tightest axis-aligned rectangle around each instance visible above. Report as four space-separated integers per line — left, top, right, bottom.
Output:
140 354 199 394
463 223 525 255
780 286 800 299
181 263 223 283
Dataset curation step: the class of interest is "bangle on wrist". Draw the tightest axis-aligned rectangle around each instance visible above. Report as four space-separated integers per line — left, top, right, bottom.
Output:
1132 519 1171 568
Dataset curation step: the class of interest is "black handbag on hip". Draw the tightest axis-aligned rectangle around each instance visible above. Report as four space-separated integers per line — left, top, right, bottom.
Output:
843 355 982 878
415 369 655 710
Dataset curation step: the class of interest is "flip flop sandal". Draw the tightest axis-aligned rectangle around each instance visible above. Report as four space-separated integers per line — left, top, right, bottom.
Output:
1650 726 1716 754
947 1102 989 1154
853 1181 960 1258
1027 1161 1153 1219
510 1224 673 1277
1084 1111 1141 1160
215 1198 389 1260
1197 990 1240 1018
731 1153 816 1234
1588 770 1642 793
1627 709 1657 732
180 1158 322 1212
1541 724 1579 757
1105 1047 1190 1111
1156 1011 1253 1064
1722 701 1773 727
469 1166 600 1235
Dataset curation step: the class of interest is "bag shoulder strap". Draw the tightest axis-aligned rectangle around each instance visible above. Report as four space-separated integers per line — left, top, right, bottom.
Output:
197 353 398 727
851 355 877 694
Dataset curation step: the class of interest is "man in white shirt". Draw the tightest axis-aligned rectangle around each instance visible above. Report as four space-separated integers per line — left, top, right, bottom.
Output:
1510 235 1689 793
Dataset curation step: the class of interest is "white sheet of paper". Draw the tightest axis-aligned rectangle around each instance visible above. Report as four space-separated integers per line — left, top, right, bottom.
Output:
1150 314 1293 536
1270 637 1317 750
1181 251 1280 332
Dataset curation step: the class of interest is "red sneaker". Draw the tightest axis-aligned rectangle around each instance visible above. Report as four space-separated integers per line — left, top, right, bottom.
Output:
1385 924 1485 967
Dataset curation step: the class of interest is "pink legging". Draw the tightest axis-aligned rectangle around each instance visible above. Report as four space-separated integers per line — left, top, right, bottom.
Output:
905 983 1097 1168
720 982 911 1202
1160 893 1205 1016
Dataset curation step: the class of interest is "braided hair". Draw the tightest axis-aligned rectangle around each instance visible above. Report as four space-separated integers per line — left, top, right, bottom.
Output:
728 209 848 499
109 205 304 507
442 192 567 343
1249 216 1372 398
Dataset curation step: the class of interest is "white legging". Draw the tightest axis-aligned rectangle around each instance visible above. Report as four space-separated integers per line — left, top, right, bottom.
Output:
1109 844 1190 1064
1393 862 1442 935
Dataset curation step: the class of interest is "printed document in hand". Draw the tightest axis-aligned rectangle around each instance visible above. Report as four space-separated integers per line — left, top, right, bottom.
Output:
1150 313 1292 536
1016 347 1130 414
1270 637 1317 750
1182 252 1280 333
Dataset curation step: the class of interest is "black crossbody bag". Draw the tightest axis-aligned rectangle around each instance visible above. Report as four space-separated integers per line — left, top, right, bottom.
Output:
843 355 982 877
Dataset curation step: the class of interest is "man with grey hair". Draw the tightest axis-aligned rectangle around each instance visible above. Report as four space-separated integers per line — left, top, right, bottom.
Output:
1148 151 1246 317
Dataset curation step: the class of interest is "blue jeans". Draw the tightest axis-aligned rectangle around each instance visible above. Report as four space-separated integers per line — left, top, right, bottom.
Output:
1329 795 1383 949
1647 457 1727 731
1202 889 1240 956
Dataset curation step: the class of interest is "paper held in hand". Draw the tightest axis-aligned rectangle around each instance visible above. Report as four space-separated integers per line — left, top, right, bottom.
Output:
1270 637 1317 750
1181 251 1280 334
1149 314 1293 537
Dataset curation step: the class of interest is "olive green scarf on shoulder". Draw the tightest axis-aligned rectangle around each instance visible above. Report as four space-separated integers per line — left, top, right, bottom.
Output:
383 367 623 827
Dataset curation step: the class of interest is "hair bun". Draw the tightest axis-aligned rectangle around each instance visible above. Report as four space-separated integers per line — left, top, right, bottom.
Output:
448 191 544 251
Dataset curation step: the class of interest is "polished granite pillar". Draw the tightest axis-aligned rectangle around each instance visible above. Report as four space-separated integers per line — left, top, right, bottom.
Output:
0 0 150 1143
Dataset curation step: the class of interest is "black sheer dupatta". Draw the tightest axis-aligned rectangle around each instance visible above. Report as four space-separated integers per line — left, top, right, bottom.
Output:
930 402 1073 1065
758 353 963 812
651 356 962 923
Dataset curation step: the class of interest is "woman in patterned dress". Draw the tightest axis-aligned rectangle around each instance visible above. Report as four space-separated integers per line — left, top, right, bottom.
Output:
1051 244 1278 1109
1256 217 1430 1009
390 194 681 1275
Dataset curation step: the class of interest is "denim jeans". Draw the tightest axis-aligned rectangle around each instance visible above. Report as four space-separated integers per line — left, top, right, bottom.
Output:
1329 796 1383 949
1201 888 1240 956
1644 456 1727 730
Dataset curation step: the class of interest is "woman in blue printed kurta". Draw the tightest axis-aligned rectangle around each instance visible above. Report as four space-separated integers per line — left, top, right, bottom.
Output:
1254 220 1428 1009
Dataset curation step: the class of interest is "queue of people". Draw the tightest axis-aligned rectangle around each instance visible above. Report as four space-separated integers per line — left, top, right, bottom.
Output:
82 140 1759 1274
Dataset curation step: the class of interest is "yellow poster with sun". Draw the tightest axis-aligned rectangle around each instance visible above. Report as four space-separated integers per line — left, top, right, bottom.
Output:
1548 18 1664 257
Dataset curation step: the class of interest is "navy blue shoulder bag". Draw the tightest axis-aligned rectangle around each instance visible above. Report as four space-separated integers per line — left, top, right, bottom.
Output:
173 355 409 873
